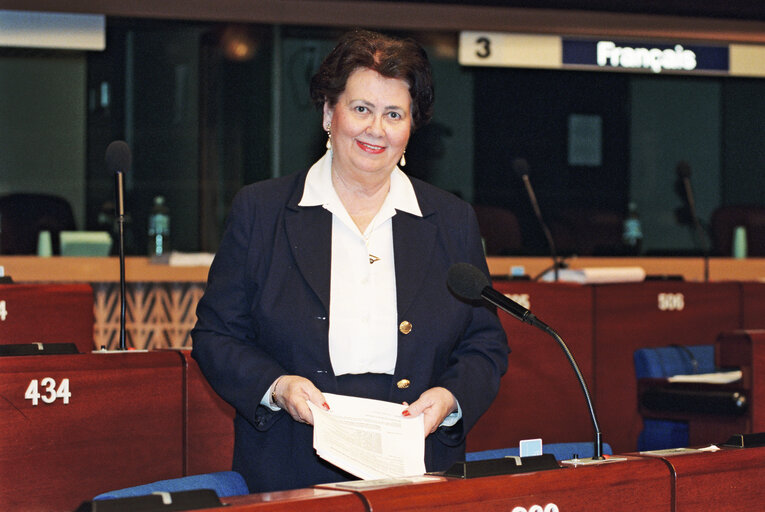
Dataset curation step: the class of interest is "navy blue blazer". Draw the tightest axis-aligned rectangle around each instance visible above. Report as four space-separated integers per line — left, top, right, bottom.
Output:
191 169 509 493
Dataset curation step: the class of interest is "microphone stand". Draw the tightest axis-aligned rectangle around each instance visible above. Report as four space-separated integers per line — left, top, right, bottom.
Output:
481 287 604 460
679 166 710 282
115 170 127 351
520 174 561 281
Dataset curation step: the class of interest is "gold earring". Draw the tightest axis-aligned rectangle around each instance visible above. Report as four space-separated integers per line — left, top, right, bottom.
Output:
399 151 406 167
325 124 332 150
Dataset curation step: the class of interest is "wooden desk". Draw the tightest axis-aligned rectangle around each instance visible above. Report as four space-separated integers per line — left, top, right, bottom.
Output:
181 350 235 475
0 283 94 354
216 456 672 511
716 330 765 434
356 456 670 511
4 255 765 284
641 445 765 511
741 282 765 329
0 351 185 512
593 281 741 453
224 487 366 511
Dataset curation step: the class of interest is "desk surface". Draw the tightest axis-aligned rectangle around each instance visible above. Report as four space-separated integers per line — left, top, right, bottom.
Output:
222 455 672 512
217 446 765 512
2 255 765 282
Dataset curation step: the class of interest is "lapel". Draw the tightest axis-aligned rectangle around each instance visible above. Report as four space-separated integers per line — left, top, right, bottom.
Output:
283 172 439 317
393 192 438 316
284 180 333 313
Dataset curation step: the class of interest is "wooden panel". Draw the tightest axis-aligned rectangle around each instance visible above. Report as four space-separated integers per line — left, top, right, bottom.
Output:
593 282 741 453
181 350 236 475
468 281 596 451
646 445 765 511
224 487 364 511
0 351 185 512
741 282 765 329
716 329 765 433
0 255 209 283
356 457 670 512
0 283 94 354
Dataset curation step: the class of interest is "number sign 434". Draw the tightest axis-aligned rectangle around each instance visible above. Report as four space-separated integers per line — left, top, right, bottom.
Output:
25 378 71 406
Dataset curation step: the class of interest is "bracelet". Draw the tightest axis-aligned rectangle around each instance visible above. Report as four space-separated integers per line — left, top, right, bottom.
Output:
270 376 284 408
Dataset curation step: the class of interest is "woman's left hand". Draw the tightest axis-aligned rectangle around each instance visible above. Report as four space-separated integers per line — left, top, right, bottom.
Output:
402 387 457 436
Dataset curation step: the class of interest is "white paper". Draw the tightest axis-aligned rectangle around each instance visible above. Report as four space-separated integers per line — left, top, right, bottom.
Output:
307 393 426 480
540 266 646 283
667 370 742 384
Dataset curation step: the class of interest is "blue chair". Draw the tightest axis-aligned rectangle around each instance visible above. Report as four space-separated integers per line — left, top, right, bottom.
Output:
634 344 716 451
467 441 613 462
94 471 249 501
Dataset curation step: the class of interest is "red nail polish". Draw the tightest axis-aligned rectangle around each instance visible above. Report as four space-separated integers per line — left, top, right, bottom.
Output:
323 402 330 410
402 410 411 417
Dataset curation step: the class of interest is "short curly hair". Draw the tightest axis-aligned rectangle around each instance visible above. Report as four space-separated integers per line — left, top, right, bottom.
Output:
310 29 434 131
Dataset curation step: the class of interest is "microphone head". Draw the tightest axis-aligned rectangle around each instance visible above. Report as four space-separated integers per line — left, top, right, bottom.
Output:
676 161 691 179
106 140 132 174
447 262 489 301
512 158 530 179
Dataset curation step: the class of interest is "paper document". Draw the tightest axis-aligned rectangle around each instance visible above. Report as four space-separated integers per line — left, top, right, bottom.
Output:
667 370 742 384
307 393 426 480
540 266 646 283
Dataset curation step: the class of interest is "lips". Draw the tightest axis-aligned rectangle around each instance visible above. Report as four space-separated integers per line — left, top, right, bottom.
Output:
356 140 385 154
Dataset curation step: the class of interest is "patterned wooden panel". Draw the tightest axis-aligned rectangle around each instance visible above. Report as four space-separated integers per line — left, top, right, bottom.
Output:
93 282 204 350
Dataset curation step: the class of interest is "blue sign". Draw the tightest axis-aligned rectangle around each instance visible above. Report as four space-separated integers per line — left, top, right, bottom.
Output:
563 39 730 74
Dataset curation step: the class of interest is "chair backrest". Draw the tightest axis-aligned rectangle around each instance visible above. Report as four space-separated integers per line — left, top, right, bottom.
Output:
633 344 716 379
93 471 249 500
466 441 613 462
472 205 524 255
549 207 625 256
0 192 77 255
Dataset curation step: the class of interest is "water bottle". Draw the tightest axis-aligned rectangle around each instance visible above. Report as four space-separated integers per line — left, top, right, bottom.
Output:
622 201 643 255
148 195 170 257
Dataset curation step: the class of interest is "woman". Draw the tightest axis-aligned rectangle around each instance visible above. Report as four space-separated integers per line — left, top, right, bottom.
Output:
192 29 508 494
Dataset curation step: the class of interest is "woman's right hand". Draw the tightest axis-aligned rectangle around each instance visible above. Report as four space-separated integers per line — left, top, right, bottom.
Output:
272 375 329 425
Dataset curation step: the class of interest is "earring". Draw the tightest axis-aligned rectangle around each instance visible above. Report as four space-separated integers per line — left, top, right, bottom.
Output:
325 125 332 150
399 150 406 167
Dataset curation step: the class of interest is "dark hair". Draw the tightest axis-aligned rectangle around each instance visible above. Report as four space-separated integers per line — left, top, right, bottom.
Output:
310 29 434 130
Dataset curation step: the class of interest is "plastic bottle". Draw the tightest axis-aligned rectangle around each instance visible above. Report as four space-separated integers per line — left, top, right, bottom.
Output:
148 195 170 257
622 201 643 255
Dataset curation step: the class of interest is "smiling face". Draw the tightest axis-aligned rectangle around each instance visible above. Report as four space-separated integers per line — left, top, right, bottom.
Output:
324 67 412 181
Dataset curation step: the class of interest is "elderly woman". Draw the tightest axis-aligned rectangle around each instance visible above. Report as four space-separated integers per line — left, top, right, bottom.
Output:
192 29 508 493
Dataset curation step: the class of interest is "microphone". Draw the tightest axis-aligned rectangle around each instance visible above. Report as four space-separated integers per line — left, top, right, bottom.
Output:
447 262 546 329
106 141 131 351
513 158 560 281
676 161 709 281
447 262 604 460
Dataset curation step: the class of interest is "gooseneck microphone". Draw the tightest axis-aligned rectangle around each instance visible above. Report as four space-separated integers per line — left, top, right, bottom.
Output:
513 158 561 281
676 161 709 282
447 262 604 460
106 141 131 351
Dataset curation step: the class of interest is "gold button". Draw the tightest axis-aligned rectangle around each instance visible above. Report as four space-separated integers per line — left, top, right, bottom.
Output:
399 321 412 334
397 379 411 389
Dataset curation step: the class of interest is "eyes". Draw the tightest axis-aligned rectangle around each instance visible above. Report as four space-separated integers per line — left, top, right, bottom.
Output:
352 104 405 121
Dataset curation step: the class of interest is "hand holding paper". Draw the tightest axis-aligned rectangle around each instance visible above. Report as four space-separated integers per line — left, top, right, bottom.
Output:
402 386 458 435
307 393 426 480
